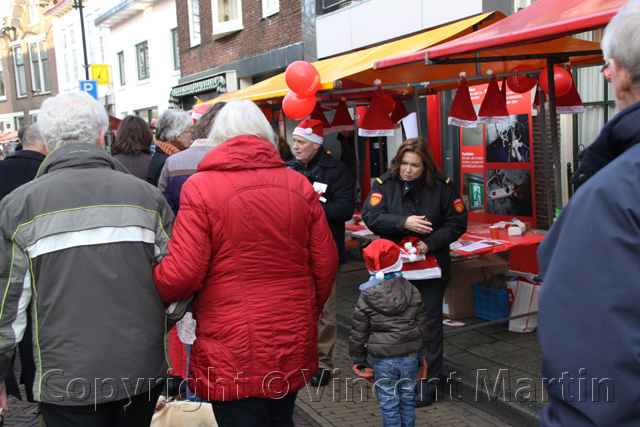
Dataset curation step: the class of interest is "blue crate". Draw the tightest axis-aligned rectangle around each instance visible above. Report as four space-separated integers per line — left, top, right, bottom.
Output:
473 283 510 324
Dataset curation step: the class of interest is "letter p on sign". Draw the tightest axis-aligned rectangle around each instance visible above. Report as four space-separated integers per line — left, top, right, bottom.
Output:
79 80 98 100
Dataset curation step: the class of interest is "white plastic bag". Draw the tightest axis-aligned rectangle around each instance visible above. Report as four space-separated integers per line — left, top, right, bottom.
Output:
507 277 541 333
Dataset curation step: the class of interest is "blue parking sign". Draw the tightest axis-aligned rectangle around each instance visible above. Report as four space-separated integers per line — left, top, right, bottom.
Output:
79 80 98 100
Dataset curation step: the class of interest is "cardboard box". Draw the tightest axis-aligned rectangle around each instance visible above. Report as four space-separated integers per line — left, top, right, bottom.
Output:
443 254 510 320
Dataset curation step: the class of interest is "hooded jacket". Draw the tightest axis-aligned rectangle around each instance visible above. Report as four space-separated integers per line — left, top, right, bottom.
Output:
0 143 179 405
153 135 338 401
349 276 428 359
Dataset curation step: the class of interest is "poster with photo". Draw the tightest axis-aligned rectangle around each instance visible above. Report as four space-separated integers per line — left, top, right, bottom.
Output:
459 83 536 225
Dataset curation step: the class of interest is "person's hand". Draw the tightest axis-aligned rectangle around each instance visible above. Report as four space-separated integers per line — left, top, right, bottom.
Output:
416 240 430 254
351 358 375 383
403 215 433 234
0 380 10 422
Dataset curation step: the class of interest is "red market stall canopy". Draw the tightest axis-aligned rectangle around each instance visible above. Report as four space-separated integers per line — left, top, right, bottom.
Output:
375 0 625 72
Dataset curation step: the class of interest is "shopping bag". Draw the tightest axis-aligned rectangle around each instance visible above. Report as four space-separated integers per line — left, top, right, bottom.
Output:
508 276 541 333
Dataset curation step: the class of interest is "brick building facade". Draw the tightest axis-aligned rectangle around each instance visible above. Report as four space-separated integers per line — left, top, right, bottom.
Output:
0 0 59 133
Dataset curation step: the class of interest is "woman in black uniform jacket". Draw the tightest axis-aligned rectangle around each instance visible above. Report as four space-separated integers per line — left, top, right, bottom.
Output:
362 137 467 405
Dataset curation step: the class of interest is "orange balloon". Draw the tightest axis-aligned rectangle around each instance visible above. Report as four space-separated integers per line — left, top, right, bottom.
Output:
282 91 316 120
538 66 572 97
285 61 321 96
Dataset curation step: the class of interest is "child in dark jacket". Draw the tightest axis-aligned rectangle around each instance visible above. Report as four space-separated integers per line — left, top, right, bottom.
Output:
349 239 429 427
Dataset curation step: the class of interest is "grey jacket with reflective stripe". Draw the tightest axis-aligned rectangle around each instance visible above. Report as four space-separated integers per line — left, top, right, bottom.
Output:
0 143 181 405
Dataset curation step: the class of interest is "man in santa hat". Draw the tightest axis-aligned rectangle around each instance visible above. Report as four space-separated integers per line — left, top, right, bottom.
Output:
287 118 356 386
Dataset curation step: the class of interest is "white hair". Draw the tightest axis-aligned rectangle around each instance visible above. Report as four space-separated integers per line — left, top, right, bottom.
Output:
208 100 276 147
38 91 108 150
21 123 46 149
601 0 640 83
155 109 192 142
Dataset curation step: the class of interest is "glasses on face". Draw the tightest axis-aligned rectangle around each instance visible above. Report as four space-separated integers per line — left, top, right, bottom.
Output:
601 62 612 83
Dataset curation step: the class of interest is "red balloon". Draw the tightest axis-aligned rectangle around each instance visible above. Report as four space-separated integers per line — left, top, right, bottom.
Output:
282 91 316 120
285 61 321 96
507 65 537 93
538 66 573 97
383 95 395 114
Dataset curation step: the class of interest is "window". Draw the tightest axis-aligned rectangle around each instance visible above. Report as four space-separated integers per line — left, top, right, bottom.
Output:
211 0 243 40
0 59 6 100
135 107 158 126
15 116 24 131
188 0 201 46
171 28 180 71
29 40 50 94
29 2 39 26
136 41 149 80
117 51 125 86
13 46 27 97
31 114 38 122
262 0 279 17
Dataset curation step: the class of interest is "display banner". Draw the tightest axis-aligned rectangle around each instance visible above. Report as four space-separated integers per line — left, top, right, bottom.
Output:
459 84 536 225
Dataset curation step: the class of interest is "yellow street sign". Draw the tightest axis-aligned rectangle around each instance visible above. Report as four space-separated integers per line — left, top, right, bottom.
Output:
91 64 111 85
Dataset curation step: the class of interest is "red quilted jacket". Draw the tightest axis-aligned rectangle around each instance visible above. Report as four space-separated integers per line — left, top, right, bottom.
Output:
153 135 338 401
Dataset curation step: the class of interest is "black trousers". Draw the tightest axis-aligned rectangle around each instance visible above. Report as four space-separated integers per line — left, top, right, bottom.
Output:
210 392 298 427
412 275 450 401
39 383 163 427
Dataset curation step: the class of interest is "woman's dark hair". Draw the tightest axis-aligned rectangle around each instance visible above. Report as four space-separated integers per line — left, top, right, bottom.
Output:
192 102 226 140
276 136 294 162
388 137 438 188
112 116 153 155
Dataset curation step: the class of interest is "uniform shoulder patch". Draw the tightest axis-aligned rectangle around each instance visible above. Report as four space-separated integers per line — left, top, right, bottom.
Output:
453 198 465 213
370 193 383 206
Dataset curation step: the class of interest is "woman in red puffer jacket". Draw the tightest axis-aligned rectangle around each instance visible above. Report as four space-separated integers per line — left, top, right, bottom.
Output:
153 99 338 427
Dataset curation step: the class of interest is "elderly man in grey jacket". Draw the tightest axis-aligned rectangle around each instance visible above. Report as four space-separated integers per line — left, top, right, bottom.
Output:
0 91 188 427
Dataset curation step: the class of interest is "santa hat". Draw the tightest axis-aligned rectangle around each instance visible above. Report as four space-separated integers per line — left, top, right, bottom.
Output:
532 84 546 111
191 103 211 123
310 102 331 129
448 73 477 128
358 91 395 137
363 239 403 280
293 118 324 144
556 80 584 114
390 98 410 125
477 73 510 125
329 99 355 133
397 237 442 280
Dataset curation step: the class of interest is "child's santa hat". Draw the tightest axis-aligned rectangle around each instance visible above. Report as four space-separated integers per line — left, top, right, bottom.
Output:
363 239 403 280
390 98 410 125
358 91 395 137
477 73 510 125
448 73 477 128
556 80 584 114
328 99 354 133
310 102 331 129
293 118 324 144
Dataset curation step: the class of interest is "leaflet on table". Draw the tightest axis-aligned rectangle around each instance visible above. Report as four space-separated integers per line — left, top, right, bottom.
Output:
453 239 504 253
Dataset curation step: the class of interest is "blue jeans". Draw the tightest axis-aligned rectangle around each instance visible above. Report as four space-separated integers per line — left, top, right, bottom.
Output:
372 355 418 427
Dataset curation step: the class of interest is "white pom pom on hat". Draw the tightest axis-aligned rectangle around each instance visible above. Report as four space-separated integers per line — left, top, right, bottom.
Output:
409 247 417 254
409 254 418 262
375 271 385 280
404 242 412 250
292 118 324 144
